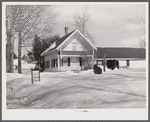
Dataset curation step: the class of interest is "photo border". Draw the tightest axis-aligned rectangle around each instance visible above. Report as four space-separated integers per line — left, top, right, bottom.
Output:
1 0 149 121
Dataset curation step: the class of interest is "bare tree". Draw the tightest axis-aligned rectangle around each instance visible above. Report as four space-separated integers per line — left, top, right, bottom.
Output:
73 6 89 35
6 19 14 73
6 6 14 73
81 45 93 70
73 6 95 70
6 5 57 73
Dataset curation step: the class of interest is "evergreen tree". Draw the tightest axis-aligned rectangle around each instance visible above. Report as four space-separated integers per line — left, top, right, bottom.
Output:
32 34 60 69
22 54 27 61
13 53 17 59
27 51 34 63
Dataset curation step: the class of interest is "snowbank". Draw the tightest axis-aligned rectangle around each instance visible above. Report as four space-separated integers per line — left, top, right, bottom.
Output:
105 67 119 72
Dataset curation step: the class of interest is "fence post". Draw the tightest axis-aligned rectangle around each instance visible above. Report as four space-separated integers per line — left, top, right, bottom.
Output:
31 69 33 84
39 70 40 82
103 54 106 72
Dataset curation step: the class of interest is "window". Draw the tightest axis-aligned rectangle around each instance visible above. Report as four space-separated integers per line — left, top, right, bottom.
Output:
51 59 55 68
51 58 58 68
79 57 82 66
55 58 58 67
126 60 130 66
72 42 77 51
45 60 50 68
62 57 70 67
68 58 70 66
63 58 68 66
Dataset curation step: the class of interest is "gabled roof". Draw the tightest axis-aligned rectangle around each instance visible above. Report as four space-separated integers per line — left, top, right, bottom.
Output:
54 30 76 49
95 47 146 59
41 30 76 56
41 29 96 56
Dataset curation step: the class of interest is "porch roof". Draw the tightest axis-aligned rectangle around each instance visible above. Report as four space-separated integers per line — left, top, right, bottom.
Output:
61 51 92 56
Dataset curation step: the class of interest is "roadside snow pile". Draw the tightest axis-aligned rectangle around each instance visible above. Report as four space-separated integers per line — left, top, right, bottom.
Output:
103 67 119 73
40 70 77 77
105 68 113 72
6 73 27 82
41 69 95 77
63 69 94 76
41 68 120 77
79 69 94 76
65 70 78 75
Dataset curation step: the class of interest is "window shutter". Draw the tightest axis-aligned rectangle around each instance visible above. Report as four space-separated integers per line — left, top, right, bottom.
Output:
68 58 70 66
79 57 82 66
56 58 58 67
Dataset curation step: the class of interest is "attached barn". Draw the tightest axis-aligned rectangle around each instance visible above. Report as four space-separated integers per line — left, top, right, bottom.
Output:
94 47 146 70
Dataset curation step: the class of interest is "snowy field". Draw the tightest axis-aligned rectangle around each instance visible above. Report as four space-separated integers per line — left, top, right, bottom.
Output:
6 67 146 109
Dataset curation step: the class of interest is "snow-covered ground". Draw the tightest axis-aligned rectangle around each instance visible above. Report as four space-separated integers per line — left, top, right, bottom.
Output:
6 67 146 109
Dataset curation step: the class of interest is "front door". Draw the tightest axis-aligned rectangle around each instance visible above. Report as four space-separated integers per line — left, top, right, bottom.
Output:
71 57 78 70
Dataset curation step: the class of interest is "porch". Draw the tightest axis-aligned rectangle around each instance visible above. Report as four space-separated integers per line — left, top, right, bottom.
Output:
59 56 82 71
44 55 94 72
59 51 94 71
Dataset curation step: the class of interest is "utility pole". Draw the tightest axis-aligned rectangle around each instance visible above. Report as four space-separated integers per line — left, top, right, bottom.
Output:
18 31 22 74
103 54 106 72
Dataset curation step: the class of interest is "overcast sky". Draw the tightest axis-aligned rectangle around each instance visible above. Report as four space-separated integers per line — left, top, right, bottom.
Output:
12 3 147 55
52 3 147 48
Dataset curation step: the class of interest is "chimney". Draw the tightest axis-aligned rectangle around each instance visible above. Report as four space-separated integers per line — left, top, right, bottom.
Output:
64 27 68 35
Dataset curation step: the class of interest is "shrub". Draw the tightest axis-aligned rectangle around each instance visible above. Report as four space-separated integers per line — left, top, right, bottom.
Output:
94 64 97 74
97 67 102 74
94 64 102 74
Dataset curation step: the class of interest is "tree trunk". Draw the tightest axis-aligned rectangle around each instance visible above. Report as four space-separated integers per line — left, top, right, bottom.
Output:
18 31 22 74
42 56 45 71
6 34 13 73
39 57 41 68
11 34 14 73
6 41 11 72
6 19 13 73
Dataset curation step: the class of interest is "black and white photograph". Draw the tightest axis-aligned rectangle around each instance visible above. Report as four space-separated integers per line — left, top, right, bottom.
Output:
2 1 148 120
